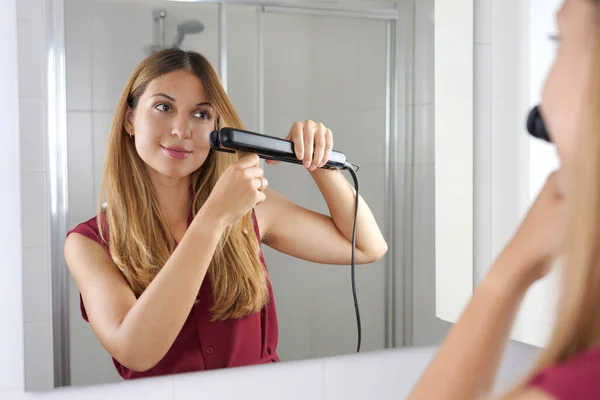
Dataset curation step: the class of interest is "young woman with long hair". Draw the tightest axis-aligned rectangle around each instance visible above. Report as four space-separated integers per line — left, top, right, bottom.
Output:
64 48 387 379
408 0 600 398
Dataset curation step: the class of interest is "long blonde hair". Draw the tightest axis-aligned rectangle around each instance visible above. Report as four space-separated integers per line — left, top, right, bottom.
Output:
504 5 600 396
98 49 268 321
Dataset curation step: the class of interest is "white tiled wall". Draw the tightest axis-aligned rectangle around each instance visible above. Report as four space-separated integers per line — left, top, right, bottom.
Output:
15 0 55 392
1 0 542 399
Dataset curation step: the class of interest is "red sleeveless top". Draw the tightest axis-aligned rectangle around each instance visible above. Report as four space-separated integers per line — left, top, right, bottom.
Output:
527 346 600 399
66 208 279 379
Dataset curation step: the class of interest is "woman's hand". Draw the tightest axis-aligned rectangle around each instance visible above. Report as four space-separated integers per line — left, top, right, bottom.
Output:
203 154 268 225
265 120 333 171
496 170 568 286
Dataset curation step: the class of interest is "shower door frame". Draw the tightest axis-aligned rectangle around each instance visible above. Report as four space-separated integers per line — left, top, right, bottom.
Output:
48 0 414 388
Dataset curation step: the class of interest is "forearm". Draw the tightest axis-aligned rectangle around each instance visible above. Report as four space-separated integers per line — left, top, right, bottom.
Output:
310 168 387 257
114 207 226 371
408 252 532 400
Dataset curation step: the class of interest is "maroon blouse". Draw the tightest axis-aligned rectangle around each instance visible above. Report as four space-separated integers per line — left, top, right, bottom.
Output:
527 346 600 399
66 208 279 379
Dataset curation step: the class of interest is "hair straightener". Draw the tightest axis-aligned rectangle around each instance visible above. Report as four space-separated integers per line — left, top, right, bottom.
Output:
527 105 552 143
209 127 363 352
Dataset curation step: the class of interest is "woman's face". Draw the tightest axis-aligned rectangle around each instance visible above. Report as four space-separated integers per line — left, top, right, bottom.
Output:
541 0 598 178
125 70 215 181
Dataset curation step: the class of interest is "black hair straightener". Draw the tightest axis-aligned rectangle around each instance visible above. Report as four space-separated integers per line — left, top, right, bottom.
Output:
209 127 359 171
209 127 363 352
527 105 552 143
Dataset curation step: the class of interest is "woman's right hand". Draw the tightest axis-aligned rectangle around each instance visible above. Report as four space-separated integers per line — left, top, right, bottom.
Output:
494 170 568 287
204 154 268 225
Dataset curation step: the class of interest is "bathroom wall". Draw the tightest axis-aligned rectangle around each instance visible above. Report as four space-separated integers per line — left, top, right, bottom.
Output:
3 0 544 398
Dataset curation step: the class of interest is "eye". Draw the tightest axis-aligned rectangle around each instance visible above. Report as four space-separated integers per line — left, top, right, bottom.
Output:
548 33 561 43
155 103 171 112
194 110 211 120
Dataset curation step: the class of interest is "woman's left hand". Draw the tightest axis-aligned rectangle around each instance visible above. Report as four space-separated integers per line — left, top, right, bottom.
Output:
265 120 333 171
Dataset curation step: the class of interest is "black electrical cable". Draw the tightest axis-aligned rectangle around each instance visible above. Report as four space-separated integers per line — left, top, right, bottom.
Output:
344 161 361 353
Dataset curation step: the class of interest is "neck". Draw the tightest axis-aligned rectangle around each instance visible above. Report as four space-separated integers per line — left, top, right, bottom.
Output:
148 171 192 226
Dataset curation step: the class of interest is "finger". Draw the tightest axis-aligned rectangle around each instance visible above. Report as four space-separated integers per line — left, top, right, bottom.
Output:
321 129 333 168
265 159 280 165
252 177 268 191
236 153 261 168
256 191 267 205
260 177 269 191
244 166 265 179
311 123 327 170
303 120 315 169
290 121 304 161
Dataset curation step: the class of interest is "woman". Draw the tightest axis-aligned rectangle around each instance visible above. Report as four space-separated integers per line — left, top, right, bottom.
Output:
408 0 600 399
64 48 387 379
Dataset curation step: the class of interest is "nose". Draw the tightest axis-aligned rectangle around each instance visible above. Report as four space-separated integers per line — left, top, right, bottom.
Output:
171 115 192 139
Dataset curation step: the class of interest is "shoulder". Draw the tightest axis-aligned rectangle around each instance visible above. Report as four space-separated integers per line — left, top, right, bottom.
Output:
66 214 109 252
525 346 600 400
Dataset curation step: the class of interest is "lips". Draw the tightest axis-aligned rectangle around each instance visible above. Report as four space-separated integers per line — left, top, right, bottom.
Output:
161 145 191 160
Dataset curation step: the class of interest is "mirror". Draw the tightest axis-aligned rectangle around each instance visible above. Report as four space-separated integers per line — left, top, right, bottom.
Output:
28 0 446 391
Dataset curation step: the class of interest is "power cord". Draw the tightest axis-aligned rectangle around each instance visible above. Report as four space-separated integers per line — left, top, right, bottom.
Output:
344 161 361 353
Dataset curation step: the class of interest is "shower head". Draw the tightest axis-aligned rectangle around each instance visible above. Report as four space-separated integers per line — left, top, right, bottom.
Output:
172 20 205 48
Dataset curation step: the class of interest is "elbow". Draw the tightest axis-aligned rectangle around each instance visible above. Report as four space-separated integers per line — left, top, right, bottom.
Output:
117 353 159 373
113 344 162 373
358 241 388 264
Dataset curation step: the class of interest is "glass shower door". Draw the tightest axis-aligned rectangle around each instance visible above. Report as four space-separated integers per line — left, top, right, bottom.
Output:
259 10 389 361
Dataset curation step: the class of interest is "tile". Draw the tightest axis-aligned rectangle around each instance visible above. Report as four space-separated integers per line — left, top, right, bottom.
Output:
412 226 451 346
24 321 54 391
324 348 436 399
174 359 325 400
16 0 44 21
414 0 434 105
263 13 310 115
0 1 16 22
226 5 258 131
413 104 434 165
67 112 95 226
19 97 46 173
17 20 45 98
308 16 387 113
65 0 92 111
412 165 435 227
475 0 492 44
21 172 49 248
356 19 388 111
306 108 386 168
22 247 51 323
90 1 153 111
0 251 24 392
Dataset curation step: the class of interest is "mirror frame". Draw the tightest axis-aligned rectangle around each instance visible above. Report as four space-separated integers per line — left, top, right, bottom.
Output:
434 0 474 323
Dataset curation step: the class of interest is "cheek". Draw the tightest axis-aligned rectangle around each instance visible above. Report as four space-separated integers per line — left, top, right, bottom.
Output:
541 57 587 167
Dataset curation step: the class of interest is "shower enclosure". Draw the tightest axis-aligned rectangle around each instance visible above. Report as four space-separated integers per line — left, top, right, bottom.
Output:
58 0 414 387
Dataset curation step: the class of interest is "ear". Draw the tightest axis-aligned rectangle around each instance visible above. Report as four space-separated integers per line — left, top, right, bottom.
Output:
124 108 134 136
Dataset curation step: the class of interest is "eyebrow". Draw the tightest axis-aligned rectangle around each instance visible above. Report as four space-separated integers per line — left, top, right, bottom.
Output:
151 93 213 107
